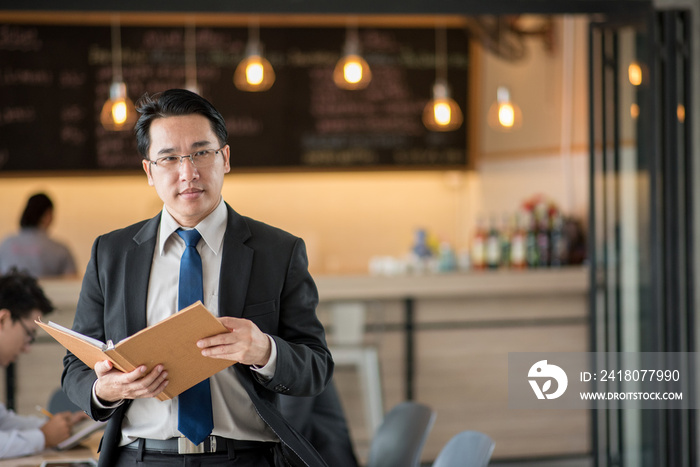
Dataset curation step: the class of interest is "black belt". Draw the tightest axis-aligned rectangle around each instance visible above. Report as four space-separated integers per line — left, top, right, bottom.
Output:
124 436 272 455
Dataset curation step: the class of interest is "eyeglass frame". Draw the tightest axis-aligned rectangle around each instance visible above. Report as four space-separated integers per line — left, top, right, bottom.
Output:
17 319 37 345
146 146 227 170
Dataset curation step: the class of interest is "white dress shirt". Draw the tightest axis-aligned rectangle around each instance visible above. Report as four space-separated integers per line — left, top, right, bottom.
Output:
107 198 278 445
0 403 45 459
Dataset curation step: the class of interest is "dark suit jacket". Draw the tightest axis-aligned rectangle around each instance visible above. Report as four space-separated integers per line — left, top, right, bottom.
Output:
61 203 333 467
280 380 359 467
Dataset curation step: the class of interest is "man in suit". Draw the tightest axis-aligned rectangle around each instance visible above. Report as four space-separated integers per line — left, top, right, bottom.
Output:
62 89 333 467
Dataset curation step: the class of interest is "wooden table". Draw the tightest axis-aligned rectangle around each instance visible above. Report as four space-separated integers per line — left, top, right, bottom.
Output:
0 432 99 467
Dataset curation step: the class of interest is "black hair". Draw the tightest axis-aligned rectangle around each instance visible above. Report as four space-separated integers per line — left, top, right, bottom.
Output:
20 193 53 228
134 89 228 159
0 268 53 321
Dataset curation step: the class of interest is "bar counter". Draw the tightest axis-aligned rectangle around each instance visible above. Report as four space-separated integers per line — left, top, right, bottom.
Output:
36 265 588 305
315 266 587 300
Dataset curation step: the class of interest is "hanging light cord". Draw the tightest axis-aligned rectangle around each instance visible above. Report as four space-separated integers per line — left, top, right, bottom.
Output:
346 20 360 55
435 24 447 83
185 22 197 89
111 15 123 83
248 18 260 53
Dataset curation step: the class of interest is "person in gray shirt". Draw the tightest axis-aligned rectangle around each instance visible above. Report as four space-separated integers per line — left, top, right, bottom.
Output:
0 193 77 278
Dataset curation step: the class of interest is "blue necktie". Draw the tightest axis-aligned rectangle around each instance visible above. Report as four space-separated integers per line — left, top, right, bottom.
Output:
176 228 213 445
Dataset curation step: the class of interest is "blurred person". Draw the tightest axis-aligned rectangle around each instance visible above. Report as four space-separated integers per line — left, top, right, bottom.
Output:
0 193 77 278
0 268 84 458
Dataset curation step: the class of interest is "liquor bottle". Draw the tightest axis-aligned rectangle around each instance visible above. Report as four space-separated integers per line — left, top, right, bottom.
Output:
535 204 550 268
485 215 501 269
471 216 487 270
510 211 527 269
500 213 513 269
550 213 568 267
525 211 539 268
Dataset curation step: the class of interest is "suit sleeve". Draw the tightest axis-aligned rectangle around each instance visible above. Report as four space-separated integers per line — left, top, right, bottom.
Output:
253 238 333 397
61 236 119 421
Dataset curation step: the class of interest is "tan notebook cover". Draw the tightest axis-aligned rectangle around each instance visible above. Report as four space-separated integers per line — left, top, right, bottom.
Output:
37 301 234 401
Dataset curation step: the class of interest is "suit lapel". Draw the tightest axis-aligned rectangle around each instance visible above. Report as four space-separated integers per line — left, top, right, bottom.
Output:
123 214 161 335
219 204 253 318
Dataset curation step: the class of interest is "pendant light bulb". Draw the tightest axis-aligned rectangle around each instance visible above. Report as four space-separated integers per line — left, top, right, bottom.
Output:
112 100 127 124
498 104 515 128
334 27 371 90
343 58 364 84
234 24 275 92
630 103 640 120
677 104 685 123
488 86 522 131
628 61 642 86
423 26 463 132
100 82 137 131
422 80 463 132
244 57 267 86
100 18 137 132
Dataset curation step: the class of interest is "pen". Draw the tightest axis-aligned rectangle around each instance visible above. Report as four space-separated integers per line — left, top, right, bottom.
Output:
35 405 53 418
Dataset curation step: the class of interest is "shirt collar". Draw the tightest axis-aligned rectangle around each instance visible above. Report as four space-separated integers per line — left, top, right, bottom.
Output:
158 198 227 256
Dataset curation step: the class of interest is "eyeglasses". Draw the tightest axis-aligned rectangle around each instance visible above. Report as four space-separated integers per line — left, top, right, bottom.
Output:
148 147 226 170
18 319 36 345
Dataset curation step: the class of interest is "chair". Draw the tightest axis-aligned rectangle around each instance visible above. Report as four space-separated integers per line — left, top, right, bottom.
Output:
328 301 384 437
47 387 81 413
365 401 436 467
431 430 495 467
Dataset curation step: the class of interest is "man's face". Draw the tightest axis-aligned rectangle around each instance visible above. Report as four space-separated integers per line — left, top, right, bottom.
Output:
142 114 231 228
0 309 41 366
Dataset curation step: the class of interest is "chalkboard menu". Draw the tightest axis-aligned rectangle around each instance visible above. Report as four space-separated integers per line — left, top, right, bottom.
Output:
0 23 469 172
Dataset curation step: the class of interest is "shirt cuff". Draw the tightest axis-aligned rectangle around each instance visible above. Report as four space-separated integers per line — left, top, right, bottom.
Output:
250 335 277 380
91 380 124 410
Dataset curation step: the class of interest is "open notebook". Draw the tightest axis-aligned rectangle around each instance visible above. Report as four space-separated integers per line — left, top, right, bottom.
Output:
37 301 234 401
56 418 107 450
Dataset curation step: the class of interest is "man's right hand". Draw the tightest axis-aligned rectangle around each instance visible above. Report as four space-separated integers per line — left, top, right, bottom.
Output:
94 360 169 402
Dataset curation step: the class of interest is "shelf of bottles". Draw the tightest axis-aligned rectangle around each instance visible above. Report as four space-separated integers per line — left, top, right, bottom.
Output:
470 195 585 271
367 195 586 277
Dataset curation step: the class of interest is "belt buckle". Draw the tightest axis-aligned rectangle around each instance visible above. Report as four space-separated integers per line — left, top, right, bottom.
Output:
177 436 216 454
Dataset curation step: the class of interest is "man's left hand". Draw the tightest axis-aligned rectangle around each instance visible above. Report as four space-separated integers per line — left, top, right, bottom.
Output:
197 317 271 367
